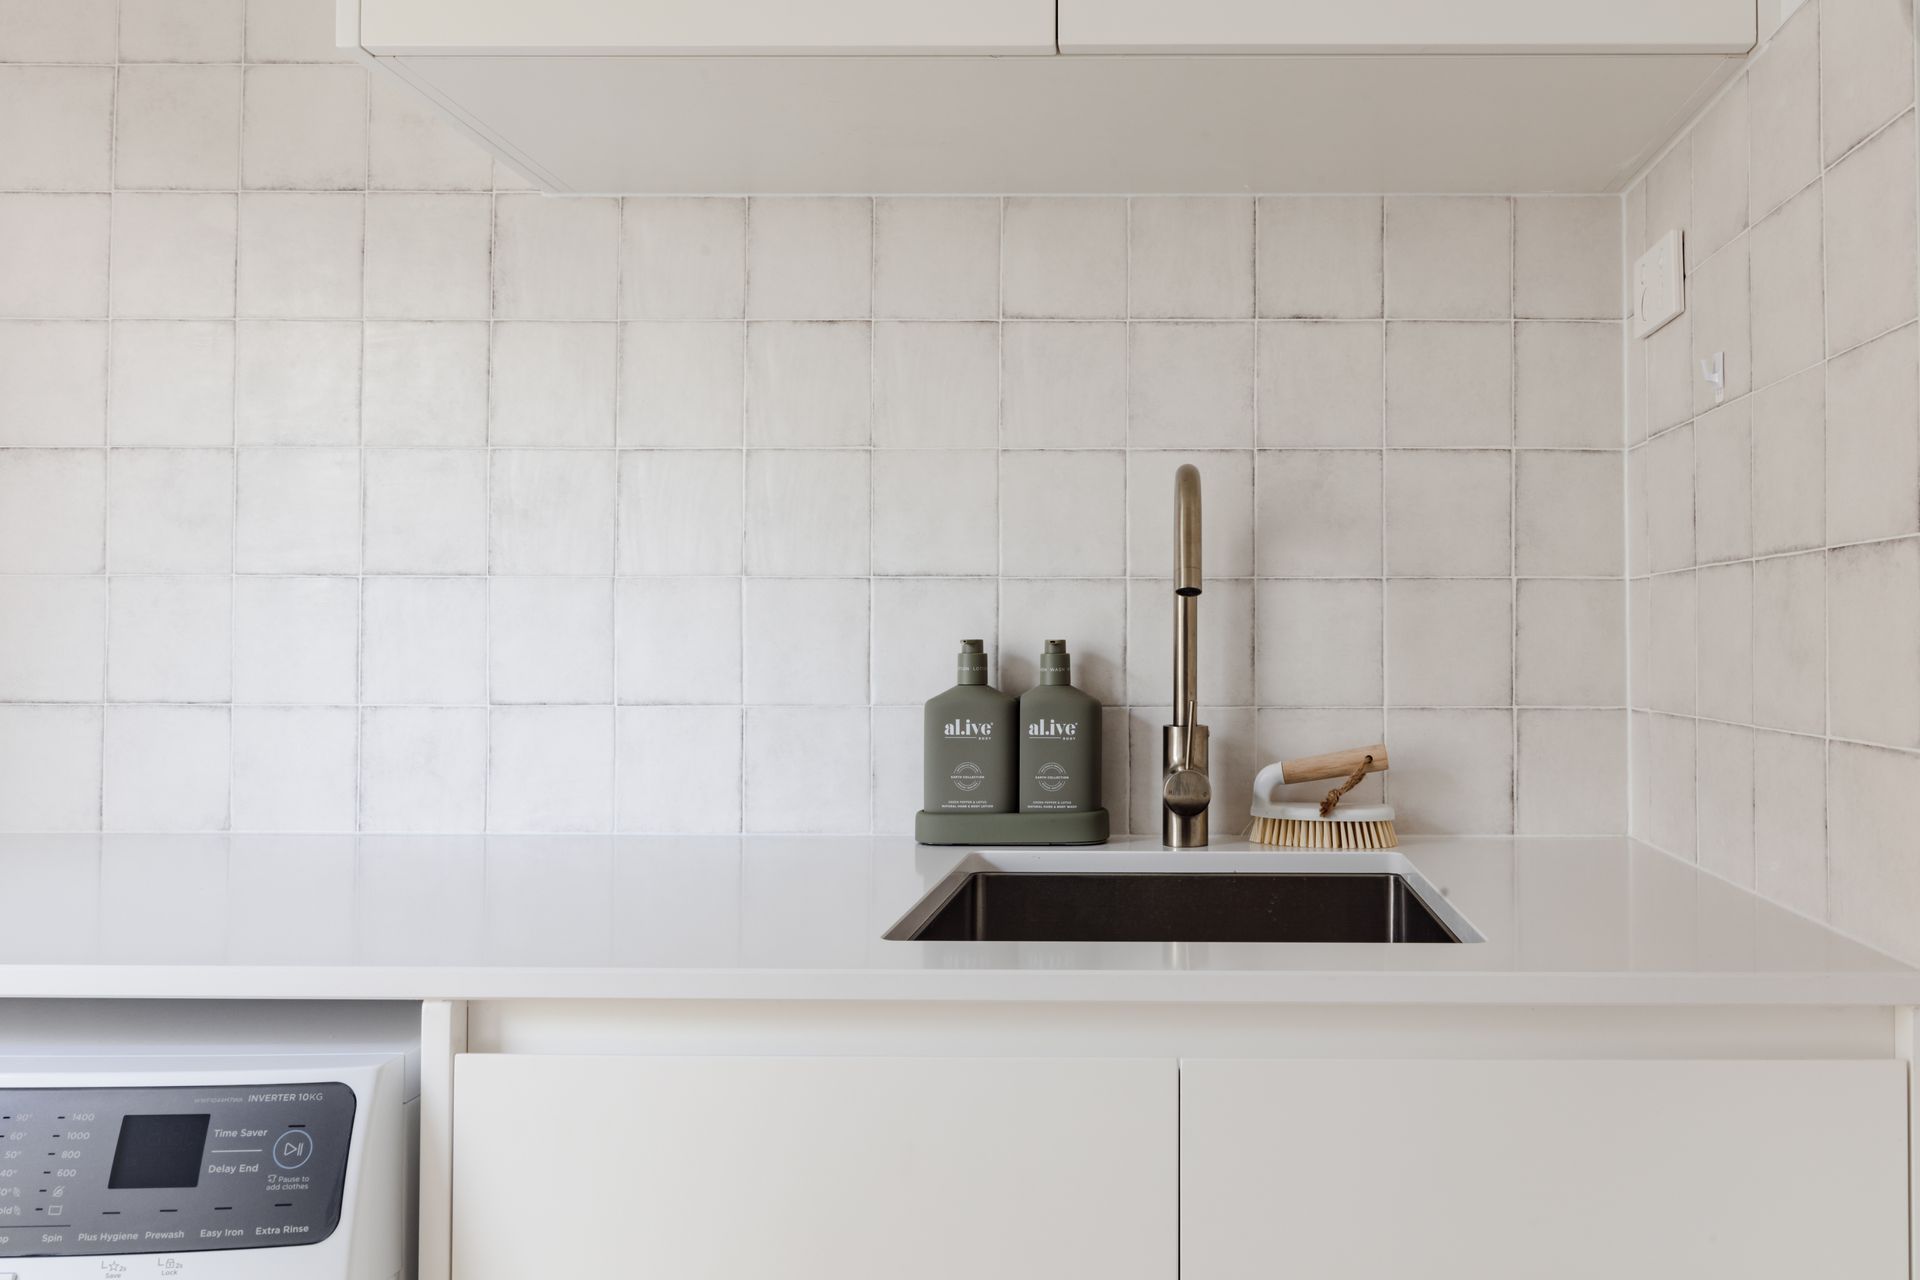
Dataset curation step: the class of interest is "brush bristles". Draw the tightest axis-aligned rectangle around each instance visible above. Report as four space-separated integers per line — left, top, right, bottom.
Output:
1249 815 1398 850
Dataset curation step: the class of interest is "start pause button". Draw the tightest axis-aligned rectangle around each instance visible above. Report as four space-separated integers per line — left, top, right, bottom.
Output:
273 1131 314 1170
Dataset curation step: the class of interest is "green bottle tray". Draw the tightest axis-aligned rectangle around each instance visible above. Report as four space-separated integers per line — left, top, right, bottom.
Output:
914 808 1111 847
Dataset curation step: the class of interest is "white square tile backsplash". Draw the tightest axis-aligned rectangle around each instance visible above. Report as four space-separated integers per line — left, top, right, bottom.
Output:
0 0 1632 840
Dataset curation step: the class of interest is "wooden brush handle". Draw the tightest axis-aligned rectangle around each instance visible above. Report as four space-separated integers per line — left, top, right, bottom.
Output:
1280 744 1389 785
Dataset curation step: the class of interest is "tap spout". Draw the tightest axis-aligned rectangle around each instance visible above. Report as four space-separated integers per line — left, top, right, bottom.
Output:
1165 464 1209 848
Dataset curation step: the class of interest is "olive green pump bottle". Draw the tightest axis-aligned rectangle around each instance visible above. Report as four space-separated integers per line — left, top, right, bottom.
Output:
1019 640 1102 813
923 640 1018 814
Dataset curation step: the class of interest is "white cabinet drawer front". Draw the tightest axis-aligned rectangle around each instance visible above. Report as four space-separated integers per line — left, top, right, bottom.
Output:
1058 0 1756 54
452 1055 1177 1280
1182 1058 1907 1280
358 0 1057 55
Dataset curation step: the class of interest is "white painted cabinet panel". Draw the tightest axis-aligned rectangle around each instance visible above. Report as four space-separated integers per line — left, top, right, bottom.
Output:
1059 0 1756 54
1182 1059 1907 1280
452 1055 1177 1280
356 0 1056 55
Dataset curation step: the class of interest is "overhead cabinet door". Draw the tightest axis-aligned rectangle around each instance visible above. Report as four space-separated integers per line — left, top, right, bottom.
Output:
1182 1058 1908 1280
1058 0 1757 53
356 0 1057 55
452 1055 1177 1280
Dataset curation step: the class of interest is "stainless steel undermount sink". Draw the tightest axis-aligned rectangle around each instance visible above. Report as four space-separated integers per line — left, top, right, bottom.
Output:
885 854 1481 944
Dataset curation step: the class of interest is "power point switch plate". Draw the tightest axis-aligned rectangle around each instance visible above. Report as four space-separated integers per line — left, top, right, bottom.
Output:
1634 229 1685 340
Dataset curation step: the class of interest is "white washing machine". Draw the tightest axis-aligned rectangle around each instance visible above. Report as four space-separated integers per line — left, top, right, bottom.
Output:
0 1002 417 1280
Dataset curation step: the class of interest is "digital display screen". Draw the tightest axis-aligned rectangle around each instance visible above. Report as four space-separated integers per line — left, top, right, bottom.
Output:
108 1113 210 1190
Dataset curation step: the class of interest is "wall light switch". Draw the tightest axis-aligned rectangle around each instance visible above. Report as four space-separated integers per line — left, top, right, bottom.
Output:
1633 229 1685 340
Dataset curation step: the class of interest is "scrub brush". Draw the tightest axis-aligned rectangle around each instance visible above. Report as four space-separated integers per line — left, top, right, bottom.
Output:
1248 744 1397 849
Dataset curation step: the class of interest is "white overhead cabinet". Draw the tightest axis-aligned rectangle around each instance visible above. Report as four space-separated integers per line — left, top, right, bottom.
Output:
342 0 1760 193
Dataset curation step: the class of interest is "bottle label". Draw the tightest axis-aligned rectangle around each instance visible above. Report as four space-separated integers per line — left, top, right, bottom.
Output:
1025 718 1080 740
944 718 996 741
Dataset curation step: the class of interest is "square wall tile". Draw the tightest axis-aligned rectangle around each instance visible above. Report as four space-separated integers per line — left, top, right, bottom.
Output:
0 449 104 573
870 703 922 835
1513 196 1621 320
1516 708 1626 835
872 450 997 575
231 708 356 833
871 578 998 704
1256 196 1382 319
1829 537 1920 749
1645 138 1692 254
1693 400 1751 564
874 197 999 319
1128 197 1253 318
1753 730 1826 918
1750 184 1825 386
616 706 743 833
1646 571 1697 716
1827 742 1920 960
110 194 236 319
1127 707 1255 836
363 194 493 319
1129 450 1254 579
1254 450 1382 577
746 197 871 320
360 577 488 705
1130 322 1254 448
1689 78 1750 262
1254 579 1383 708
1 320 107 446
1256 321 1383 448
1695 720 1756 884
1002 197 1127 319
1826 325 1920 545
490 577 615 704
232 576 358 705
1695 560 1754 726
1385 708 1514 834
0 0 116 61
0 706 102 832
368 74 494 193
362 321 489 446
1127 577 1254 708
1385 321 1512 447
1629 711 1651 841
872 322 999 450
493 194 620 320
617 577 742 705
1515 579 1624 707
620 198 747 320
1689 235 1751 415
999 451 1125 577
113 65 241 192
490 322 617 446
235 447 361 574
1383 450 1512 577
619 321 745 448
359 708 488 832
743 578 869 705
0 195 109 318
744 707 869 833
617 450 743 576
1254 708 1387 806
105 448 227 573
108 321 230 446
242 65 367 190
1001 322 1127 448
107 575 230 702
491 449 616 575
1749 4 1820 219
1386 578 1511 708
745 450 869 576
999 579 1126 705
236 194 362 319
1645 423 1695 573
745 321 871 447
1645 306 1693 434
1820 0 1915 164
1384 197 1510 319
364 449 489 574
1752 551 1826 734
1824 112 1918 356
246 0 352 61
1515 322 1622 448
1751 366 1826 555
104 705 230 833
0 71 106 193
0 577 105 702
234 320 360 444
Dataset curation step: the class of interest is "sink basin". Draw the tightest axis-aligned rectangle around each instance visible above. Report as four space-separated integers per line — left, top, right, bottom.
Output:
886 870 1468 944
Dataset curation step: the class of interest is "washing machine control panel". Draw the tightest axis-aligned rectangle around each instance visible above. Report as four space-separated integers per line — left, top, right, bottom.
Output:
0 1082 355 1258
